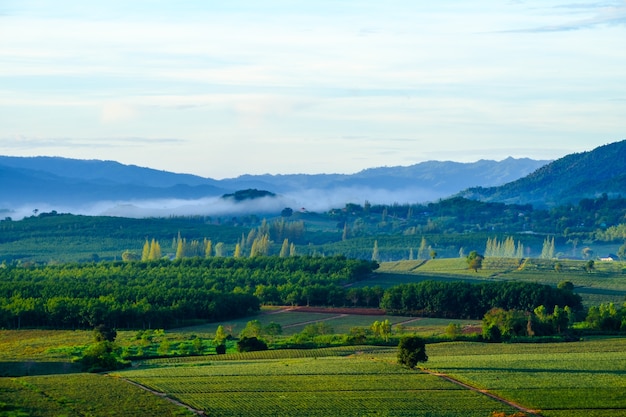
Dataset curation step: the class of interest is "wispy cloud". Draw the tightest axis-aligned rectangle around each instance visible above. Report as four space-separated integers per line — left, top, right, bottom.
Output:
0 136 184 149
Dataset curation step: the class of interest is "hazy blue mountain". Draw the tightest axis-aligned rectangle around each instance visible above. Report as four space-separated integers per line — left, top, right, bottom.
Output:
0 154 549 217
458 140 626 207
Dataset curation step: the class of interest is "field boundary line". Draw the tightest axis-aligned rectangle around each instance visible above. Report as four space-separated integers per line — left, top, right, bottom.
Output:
421 368 543 416
110 375 206 416
282 314 347 328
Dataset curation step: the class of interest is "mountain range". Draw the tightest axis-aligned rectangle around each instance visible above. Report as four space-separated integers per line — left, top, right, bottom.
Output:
457 140 626 207
1 139 624 218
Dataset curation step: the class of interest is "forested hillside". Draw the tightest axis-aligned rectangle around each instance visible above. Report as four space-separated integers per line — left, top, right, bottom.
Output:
459 139 626 207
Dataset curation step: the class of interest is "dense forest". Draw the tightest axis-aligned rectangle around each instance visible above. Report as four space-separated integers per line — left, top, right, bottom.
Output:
0 255 583 330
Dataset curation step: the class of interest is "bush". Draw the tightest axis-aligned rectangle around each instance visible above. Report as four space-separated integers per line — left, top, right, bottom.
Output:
236 336 268 353
215 344 226 354
79 341 128 372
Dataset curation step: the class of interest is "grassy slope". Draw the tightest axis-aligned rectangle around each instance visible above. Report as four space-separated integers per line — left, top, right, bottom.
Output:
369 258 626 305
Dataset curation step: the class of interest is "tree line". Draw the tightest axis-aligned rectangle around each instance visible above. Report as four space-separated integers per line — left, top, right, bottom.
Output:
380 280 583 320
0 256 376 329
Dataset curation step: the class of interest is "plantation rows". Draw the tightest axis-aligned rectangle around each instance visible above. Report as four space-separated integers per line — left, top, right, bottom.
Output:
0 374 194 416
118 356 521 417
427 337 626 417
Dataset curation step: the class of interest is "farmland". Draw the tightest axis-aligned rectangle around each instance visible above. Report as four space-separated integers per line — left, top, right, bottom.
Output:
114 349 523 417
1 314 625 415
109 337 626 417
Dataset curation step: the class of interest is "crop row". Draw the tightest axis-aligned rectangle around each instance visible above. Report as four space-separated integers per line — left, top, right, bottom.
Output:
130 373 462 394
174 389 519 417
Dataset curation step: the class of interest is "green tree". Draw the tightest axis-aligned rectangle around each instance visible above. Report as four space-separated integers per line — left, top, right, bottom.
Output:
466 251 484 272
240 320 262 338
141 240 150 261
397 336 428 368
148 239 161 260
214 325 227 345
237 336 268 352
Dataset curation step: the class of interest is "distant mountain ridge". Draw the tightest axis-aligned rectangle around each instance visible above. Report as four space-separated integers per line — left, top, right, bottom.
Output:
458 140 626 207
0 154 550 217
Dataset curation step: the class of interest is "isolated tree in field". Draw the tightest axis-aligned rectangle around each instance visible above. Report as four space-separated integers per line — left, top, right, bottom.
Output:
397 336 428 368
466 251 484 272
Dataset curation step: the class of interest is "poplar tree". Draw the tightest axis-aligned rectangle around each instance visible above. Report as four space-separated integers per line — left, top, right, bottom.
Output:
148 239 161 260
204 239 213 258
234 243 242 258
214 242 224 257
141 240 150 261
289 243 297 257
372 240 380 261
175 238 185 260
279 239 289 258
417 237 428 260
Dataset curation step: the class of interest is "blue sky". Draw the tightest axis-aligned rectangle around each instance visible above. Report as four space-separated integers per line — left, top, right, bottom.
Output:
1 1 625 178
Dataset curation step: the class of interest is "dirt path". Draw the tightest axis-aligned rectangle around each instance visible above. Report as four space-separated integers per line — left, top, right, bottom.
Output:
421 369 543 416
111 376 206 416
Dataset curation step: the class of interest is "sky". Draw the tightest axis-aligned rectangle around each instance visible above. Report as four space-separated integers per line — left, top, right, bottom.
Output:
0 1 625 179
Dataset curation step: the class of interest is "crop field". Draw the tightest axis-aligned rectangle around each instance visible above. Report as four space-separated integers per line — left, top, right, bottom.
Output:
426 337 626 417
112 337 626 417
0 373 194 416
115 352 523 417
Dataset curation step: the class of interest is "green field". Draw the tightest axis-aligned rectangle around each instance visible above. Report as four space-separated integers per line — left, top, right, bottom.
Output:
114 350 523 417
110 337 626 417
2 328 626 416
427 337 626 417
371 259 626 305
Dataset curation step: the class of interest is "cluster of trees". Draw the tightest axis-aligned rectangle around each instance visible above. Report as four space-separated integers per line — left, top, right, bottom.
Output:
484 237 525 258
380 280 583 320
585 302 626 332
481 305 575 341
0 256 376 329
